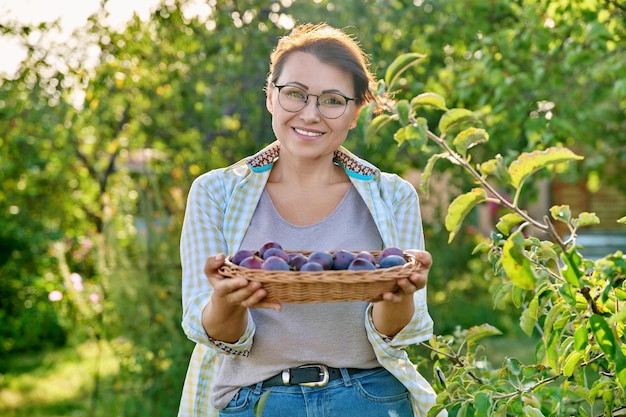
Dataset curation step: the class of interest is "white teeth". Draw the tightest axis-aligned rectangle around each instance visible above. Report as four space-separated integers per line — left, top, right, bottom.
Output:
294 128 322 137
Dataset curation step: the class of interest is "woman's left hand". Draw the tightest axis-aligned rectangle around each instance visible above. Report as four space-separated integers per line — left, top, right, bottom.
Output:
379 249 431 303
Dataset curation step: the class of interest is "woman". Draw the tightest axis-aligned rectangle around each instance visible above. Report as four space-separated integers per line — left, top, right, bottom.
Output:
179 23 443 417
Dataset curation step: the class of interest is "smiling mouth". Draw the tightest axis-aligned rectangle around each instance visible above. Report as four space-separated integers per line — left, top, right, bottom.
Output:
294 127 323 137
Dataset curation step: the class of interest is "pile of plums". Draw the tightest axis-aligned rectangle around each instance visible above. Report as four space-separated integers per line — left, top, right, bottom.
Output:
230 241 408 271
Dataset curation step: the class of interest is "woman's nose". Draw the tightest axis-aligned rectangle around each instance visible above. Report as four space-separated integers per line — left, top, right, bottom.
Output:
299 96 321 121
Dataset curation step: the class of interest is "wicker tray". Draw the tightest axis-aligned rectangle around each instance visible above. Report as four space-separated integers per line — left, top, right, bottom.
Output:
218 251 419 303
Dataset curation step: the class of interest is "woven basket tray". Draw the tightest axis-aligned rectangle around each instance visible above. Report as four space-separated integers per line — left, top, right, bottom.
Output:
218 251 419 304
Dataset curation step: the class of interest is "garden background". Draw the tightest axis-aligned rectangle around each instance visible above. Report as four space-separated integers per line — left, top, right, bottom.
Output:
1 0 625 416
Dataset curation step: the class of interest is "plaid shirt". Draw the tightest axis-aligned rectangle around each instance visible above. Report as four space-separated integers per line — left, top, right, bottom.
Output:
178 142 443 416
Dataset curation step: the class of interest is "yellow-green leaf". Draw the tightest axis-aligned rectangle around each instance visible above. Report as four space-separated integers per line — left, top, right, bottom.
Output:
572 212 600 228
410 92 448 111
550 205 572 223
384 53 426 91
365 113 392 143
420 153 445 196
466 323 502 348
502 230 537 290
396 99 411 126
590 314 617 360
445 188 487 242
438 108 475 135
394 123 427 147
574 325 589 352
563 350 583 377
508 147 584 189
355 101 376 141
452 127 489 157
496 212 525 235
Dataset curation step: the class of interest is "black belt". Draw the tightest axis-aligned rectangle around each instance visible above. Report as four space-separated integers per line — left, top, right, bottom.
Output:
262 365 369 388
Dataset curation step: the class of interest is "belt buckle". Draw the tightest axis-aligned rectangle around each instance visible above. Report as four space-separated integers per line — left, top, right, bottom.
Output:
298 364 330 387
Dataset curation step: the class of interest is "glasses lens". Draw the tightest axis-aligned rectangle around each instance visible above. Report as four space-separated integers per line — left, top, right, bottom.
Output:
278 86 307 112
317 93 347 119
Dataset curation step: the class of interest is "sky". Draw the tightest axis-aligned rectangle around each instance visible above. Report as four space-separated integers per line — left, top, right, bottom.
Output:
0 0 164 75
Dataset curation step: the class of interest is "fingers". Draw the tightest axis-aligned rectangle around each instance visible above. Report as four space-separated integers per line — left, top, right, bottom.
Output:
377 249 432 304
205 253 281 311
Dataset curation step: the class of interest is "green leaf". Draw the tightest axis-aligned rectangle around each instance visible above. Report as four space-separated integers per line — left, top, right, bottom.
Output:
618 216 626 224
396 99 411 126
466 323 502 348
495 212 525 235
560 250 583 288
438 108 475 135
550 205 572 223
452 127 489 158
508 147 584 190
445 188 487 242
563 350 583 377
474 391 492 417
411 92 448 111
394 123 428 147
589 314 617 360
543 301 566 345
506 357 523 376
574 325 589 352
523 405 546 417
479 154 512 184
502 230 537 290
520 307 536 337
559 283 577 306
420 153 445 196
355 102 376 141
572 212 600 228
365 114 393 143
384 53 426 91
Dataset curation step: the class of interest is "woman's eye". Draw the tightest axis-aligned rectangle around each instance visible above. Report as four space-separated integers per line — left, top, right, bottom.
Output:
320 95 344 106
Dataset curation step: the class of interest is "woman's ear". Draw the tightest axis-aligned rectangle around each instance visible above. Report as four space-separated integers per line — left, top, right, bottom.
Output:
349 106 362 129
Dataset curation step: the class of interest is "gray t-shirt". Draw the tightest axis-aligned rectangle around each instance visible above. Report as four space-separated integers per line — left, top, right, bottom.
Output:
210 185 384 409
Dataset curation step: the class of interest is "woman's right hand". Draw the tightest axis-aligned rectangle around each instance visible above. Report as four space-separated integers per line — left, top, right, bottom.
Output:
204 253 282 311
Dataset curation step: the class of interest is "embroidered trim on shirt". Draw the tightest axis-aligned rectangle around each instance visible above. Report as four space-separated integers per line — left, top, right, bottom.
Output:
208 337 250 357
245 142 377 178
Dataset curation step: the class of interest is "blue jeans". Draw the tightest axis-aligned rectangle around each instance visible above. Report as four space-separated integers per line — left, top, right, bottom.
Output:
218 367 413 417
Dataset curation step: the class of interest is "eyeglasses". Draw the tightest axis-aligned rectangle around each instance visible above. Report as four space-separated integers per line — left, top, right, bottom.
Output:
272 83 355 119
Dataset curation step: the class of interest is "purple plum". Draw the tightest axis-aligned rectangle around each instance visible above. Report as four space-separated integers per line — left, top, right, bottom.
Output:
262 247 290 262
300 262 324 272
380 246 404 261
239 256 263 269
259 241 283 258
332 250 355 270
308 251 334 270
348 258 377 271
288 253 309 271
261 256 290 271
232 249 256 265
355 251 376 264
379 254 407 268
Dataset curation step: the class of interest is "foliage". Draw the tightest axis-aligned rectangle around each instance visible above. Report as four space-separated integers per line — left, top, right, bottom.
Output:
360 52 626 417
1 0 625 415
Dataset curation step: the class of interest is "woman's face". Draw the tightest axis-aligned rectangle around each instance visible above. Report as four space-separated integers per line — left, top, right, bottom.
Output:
266 51 360 162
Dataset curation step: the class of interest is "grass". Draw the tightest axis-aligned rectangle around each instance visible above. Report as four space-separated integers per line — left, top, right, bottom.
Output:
0 341 120 417
1 334 535 417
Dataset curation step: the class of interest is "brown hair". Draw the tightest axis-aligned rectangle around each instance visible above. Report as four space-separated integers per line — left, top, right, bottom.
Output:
267 23 376 106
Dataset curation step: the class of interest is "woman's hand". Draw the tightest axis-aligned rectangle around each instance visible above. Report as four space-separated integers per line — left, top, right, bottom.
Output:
379 249 431 303
371 249 432 337
205 254 282 311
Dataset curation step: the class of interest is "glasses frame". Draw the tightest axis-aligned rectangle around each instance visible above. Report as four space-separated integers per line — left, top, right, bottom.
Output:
271 83 355 119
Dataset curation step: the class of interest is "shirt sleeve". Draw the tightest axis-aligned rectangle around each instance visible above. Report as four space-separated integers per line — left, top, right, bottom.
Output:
364 173 434 348
180 171 254 354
